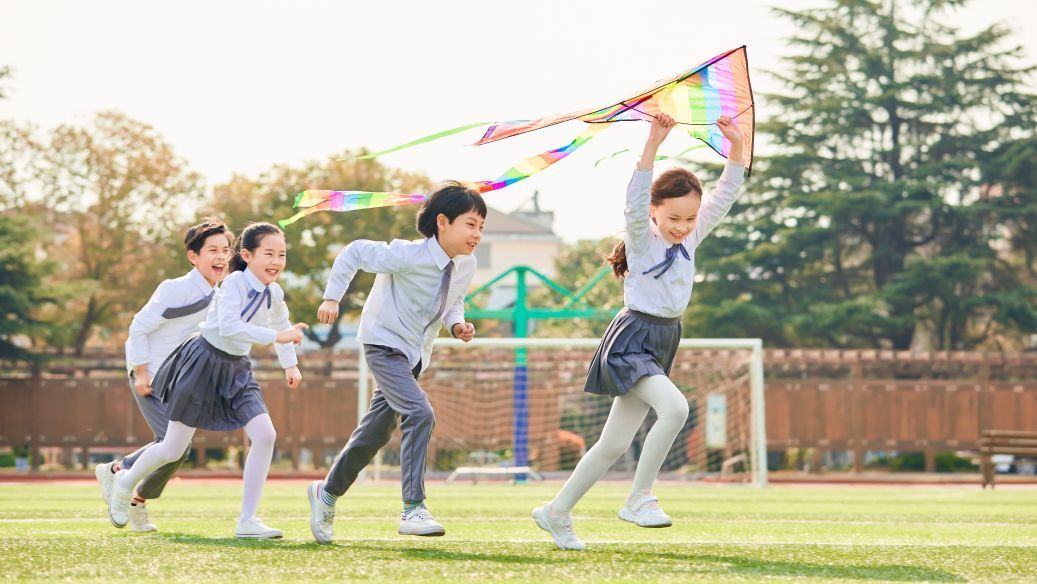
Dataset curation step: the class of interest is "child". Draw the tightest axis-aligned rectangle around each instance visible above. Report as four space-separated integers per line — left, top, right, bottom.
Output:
307 181 484 543
95 218 232 532
533 113 745 550
108 222 308 539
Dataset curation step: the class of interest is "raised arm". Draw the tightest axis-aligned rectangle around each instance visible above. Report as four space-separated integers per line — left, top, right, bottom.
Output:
626 114 678 251
688 116 746 247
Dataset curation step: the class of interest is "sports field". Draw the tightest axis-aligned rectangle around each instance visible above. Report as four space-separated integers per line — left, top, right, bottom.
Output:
1 480 1034 582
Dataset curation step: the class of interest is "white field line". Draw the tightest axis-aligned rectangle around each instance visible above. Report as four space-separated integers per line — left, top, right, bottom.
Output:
1 515 1034 528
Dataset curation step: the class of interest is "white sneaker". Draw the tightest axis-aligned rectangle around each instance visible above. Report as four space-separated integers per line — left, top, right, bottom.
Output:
532 503 586 550
618 495 672 528
128 502 157 533
398 505 445 536
307 480 335 544
235 517 283 539
108 470 132 529
94 461 117 504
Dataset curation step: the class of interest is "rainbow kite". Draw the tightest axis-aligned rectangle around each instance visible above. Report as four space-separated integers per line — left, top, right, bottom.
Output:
280 46 754 227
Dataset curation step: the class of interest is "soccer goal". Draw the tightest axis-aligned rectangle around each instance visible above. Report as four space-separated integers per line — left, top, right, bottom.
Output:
357 337 766 487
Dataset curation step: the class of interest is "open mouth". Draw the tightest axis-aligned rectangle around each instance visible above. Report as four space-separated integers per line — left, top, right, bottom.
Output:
265 268 279 279
211 265 225 275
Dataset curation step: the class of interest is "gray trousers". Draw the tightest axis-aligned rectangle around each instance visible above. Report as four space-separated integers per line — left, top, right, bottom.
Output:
324 344 435 502
120 373 190 500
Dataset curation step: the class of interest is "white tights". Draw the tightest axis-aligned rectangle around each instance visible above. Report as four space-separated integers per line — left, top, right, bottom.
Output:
551 375 689 513
116 414 277 522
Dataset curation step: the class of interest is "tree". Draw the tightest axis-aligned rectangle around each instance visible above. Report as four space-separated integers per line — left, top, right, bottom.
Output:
33 111 206 354
0 214 62 361
210 153 432 348
688 0 1037 350
527 238 625 338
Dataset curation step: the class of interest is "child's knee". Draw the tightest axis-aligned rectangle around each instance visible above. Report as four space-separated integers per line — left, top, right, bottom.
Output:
249 421 277 448
410 402 435 429
671 397 690 424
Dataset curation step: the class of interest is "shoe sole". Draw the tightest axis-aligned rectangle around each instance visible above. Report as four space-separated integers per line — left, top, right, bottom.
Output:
532 507 585 550
235 532 283 539
397 527 445 537
618 507 672 528
307 482 334 544
108 504 127 529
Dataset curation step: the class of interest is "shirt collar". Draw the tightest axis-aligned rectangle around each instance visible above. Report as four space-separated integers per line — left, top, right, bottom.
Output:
242 267 267 293
427 236 452 270
188 267 216 296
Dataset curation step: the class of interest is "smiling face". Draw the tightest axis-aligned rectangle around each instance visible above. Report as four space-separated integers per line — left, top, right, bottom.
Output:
241 233 287 285
187 233 232 286
651 194 702 245
437 209 485 257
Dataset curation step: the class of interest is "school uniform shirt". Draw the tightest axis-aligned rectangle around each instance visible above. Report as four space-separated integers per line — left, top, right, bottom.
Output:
125 268 216 379
323 236 476 371
623 162 745 318
198 269 298 369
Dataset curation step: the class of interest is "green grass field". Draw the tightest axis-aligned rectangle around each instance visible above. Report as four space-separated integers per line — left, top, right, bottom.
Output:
1 480 1035 583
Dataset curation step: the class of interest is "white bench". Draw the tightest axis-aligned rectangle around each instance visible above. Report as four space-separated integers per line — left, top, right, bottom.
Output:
446 466 544 483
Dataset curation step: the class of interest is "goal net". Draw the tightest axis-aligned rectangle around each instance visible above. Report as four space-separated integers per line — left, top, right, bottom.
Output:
357 337 766 486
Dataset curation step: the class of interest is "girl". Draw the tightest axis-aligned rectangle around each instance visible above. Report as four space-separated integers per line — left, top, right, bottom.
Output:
108 222 308 539
533 113 745 550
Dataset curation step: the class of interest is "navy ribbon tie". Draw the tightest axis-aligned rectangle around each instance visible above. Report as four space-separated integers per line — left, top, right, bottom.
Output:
642 243 690 279
241 287 272 322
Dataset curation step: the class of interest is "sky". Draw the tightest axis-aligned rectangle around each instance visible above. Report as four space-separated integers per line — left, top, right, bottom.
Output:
2 0 1035 242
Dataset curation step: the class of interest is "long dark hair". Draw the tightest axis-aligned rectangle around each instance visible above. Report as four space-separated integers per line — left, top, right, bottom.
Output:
606 168 703 278
230 222 283 272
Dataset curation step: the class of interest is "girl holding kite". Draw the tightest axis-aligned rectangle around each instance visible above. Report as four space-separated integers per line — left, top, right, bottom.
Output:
533 113 746 550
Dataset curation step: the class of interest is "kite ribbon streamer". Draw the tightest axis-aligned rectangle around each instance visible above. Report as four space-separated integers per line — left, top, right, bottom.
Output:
279 123 612 228
347 46 754 170
345 121 491 161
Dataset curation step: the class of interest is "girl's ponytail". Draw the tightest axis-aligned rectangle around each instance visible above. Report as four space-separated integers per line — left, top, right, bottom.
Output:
229 237 247 272
606 240 628 278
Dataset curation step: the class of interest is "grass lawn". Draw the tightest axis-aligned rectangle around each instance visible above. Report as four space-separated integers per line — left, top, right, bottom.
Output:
1 480 1034 582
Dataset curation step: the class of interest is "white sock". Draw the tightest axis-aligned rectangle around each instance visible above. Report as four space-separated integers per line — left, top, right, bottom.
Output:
116 421 195 493
550 385 650 513
239 414 276 523
551 375 689 514
628 376 689 496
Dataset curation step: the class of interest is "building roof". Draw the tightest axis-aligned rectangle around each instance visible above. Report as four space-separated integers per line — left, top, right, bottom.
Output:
485 206 556 236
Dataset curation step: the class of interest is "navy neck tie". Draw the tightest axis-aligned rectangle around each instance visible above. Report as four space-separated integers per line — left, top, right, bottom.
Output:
642 243 690 279
241 287 272 322
424 262 454 332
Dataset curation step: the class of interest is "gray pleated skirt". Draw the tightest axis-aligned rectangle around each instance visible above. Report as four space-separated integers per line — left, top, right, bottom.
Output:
151 334 268 431
584 308 682 396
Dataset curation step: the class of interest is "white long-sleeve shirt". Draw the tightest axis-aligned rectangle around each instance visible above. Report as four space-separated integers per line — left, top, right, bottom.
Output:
198 268 298 369
323 236 476 370
125 268 215 379
623 162 745 318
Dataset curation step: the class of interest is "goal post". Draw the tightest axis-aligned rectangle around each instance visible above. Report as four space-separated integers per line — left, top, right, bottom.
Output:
357 337 767 487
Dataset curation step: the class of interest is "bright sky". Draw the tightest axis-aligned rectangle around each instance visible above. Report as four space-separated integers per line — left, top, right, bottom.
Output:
2 0 1034 242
